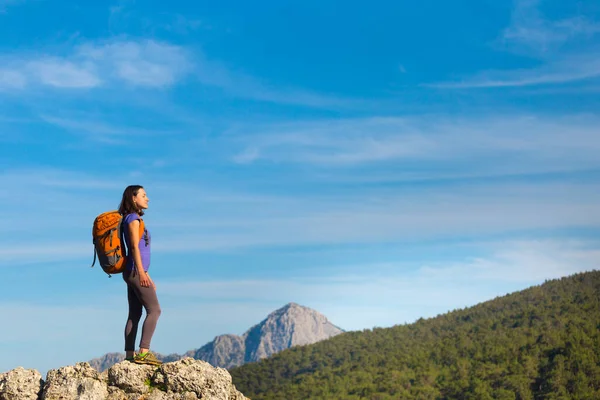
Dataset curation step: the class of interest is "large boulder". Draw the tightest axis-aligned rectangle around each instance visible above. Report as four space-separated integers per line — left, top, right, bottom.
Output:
42 362 108 400
157 358 246 400
0 367 43 400
107 361 155 395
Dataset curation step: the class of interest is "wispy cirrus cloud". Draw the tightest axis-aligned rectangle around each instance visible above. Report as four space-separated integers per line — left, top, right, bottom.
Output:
429 0 600 89
501 0 600 55
0 37 352 108
427 52 600 88
40 114 177 143
229 114 600 171
0 39 191 90
27 58 100 88
0 69 27 89
79 40 190 87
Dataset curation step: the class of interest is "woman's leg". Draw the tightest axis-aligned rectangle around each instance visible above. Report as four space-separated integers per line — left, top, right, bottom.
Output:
124 271 143 355
125 270 162 352
139 287 161 351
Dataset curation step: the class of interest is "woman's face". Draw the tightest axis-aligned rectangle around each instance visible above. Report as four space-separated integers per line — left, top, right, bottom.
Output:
133 188 149 210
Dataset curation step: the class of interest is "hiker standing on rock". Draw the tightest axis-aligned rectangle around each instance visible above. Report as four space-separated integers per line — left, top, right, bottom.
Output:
118 185 162 366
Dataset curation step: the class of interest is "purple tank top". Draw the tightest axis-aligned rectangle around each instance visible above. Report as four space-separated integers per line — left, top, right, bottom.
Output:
123 213 151 271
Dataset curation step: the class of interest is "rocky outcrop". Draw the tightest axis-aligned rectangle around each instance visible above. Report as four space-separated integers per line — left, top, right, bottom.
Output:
92 302 344 371
0 367 43 400
1 358 247 400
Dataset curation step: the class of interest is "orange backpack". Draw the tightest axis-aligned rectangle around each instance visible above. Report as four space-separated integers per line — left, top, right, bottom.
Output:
91 211 145 276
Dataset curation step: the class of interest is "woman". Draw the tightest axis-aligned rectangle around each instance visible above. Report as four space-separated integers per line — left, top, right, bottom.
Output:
118 185 162 366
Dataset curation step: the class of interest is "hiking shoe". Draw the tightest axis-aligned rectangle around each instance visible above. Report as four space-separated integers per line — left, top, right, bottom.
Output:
133 351 162 366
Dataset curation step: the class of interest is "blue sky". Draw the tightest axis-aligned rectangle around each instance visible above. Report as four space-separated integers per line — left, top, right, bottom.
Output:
1 0 599 376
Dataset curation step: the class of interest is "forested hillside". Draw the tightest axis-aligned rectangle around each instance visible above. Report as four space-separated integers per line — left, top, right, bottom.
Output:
231 271 600 399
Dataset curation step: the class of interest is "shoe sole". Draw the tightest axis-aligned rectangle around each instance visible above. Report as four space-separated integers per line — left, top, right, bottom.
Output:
133 360 162 366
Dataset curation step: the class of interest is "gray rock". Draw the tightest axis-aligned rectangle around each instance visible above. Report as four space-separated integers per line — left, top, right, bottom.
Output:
42 362 108 400
0 367 43 400
159 358 244 400
107 361 155 395
106 385 129 400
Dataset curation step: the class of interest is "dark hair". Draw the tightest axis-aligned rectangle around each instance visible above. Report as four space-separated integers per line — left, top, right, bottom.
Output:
118 185 145 216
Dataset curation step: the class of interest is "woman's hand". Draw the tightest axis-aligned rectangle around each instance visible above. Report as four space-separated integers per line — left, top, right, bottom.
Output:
139 271 151 288
148 273 156 290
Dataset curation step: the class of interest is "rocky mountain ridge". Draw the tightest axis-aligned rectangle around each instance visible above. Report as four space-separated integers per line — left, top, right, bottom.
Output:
91 302 344 371
0 358 246 400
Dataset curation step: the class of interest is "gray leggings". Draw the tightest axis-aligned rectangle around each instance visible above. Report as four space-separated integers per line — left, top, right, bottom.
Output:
123 269 161 351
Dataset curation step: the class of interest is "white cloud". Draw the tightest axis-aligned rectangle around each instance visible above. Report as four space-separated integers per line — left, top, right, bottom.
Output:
501 0 600 55
418 239 600 284
0 69 27 89
26 58 100 88
1 37 348 108
0 39 191 90
42 116 126 137
40 115 175 143
427 52 600 88
229 114 600 169
79 40 190 87
429 0 600 89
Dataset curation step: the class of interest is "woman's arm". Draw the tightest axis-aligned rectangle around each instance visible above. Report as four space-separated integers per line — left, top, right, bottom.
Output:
128 219 151 288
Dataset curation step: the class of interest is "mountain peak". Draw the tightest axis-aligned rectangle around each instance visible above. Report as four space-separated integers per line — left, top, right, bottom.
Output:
243 303 344 363
269 302 312 317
